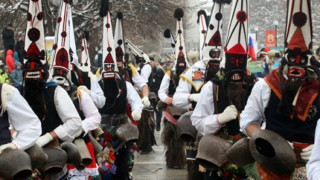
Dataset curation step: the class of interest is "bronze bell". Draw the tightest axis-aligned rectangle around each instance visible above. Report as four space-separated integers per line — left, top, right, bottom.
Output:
73 138 92 169
60 141 82 167
167 106 188 120
116 122 139 143
226 137 255 167
25 144 48 170
249 129 296 176
0 149 32 180
40 147 68 176
196 134 232 170
177 111 198 142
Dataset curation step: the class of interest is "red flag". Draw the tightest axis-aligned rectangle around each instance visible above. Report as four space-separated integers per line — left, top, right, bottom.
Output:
248 36 256 61
265 29 276 47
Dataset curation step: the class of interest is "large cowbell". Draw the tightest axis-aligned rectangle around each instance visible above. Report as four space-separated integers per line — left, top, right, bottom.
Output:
23 0 47 80
224 0 249 82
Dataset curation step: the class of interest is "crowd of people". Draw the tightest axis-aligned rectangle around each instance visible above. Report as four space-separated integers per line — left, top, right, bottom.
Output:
1 0 320 180
1 23 24 85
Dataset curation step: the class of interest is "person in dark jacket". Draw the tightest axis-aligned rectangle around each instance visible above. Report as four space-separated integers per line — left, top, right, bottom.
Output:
2 23 15 63
15 33 25 63
150 58 166 131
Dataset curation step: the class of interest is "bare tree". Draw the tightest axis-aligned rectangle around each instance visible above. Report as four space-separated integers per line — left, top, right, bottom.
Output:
1 0 320 62
0 0 182 62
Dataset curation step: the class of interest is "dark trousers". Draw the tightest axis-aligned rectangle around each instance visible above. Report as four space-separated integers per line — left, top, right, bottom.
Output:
204 170 223 180
112 145 131 180
153 108 163 126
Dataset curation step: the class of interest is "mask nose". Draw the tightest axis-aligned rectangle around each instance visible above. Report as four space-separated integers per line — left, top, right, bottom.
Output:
295 55 301 65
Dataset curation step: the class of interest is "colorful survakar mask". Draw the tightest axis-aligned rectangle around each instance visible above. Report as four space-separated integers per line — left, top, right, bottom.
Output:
224 0 249 82
23 0 47 80
284 0 313 78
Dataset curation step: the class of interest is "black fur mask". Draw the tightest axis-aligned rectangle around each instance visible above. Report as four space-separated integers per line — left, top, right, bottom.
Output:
23 79 47 121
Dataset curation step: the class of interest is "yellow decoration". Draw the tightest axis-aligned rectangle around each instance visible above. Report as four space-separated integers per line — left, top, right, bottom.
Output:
76 88 82 100
128 63 138 76
96 68 101 78
180 74 204 92
165 70 171 76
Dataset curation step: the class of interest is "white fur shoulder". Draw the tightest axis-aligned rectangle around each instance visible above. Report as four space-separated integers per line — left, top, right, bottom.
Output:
1 83 18 115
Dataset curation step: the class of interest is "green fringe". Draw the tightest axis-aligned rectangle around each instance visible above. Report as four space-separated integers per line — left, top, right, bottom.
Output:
243 163 261 180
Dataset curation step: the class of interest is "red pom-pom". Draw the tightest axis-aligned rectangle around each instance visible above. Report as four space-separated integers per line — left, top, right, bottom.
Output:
109 152 116 160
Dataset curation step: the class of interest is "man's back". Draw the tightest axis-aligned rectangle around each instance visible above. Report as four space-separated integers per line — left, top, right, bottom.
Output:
150 67 165 94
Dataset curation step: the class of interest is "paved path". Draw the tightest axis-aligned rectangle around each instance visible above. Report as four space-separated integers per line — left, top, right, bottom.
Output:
132 125 187 180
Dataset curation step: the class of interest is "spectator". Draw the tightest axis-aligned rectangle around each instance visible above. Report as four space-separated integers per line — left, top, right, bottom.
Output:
0 66 10 83
5 49 14 73
11 62 22 85
2 23 15 62
15 33 25 63
150 58 166 131
14 51 20 65
255 51 270 78
0 61 4 74
271 52 282 70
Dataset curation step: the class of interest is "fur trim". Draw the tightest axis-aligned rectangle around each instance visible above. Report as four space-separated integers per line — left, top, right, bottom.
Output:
68 167 99 177
164 29 172 38
117 12 123 20
213 0 232 4
187 160 204 180
0 83 16 116
137 111 156 150
161 119 186 168
174 8 184 19
112 146 130 179
187 50 200 63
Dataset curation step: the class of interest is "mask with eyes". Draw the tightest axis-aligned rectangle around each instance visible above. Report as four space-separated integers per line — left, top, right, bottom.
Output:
284 49 312 78
102 58 120 101
224 53 247 82
175 52 187 76
51 47 71 86
209 48 221 60
204 49 222 82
